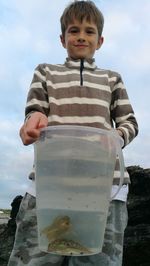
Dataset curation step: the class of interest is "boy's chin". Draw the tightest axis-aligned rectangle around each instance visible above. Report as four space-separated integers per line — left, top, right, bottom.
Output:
70 55 92 60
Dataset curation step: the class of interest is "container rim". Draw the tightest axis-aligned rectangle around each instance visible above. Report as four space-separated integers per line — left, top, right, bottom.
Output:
41 125 112 135
39 125 123 146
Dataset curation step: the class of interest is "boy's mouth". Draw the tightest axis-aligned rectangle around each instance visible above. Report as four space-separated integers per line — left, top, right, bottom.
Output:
75 44 88 48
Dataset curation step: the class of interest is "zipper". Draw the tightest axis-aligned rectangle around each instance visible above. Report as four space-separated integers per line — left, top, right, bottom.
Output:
80 59 84 86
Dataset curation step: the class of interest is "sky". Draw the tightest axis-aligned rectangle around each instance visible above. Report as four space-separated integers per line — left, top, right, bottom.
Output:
0 0 150 208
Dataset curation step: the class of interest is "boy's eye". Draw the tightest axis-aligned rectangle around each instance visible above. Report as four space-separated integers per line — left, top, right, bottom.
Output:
68 27 96 35
69 28 78 33
87 30 94 34
86 28 96 34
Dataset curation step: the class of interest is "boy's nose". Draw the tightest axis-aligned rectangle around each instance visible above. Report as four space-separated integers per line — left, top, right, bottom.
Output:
77 32 86 42
78 37 85 42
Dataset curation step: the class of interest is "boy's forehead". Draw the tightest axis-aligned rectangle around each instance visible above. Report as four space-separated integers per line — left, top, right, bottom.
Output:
67 18 97 28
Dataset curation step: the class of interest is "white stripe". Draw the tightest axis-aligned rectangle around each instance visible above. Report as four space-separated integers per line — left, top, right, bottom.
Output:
45 67 109 79
116 113 133 123
111 99 130 109
30 82 43 89
48 115 111 127
112 82 125 92
123 127 129 143
45 67 79 76
67 60 96 69
128 123 136 135
34 70 46 81
114 170 129 178
26 99 49 108
108 76 117 83
120 122 136 134
118 126 130 144
49 96 109 107
68 60 82 67
47 80 110 91
93 72 109 78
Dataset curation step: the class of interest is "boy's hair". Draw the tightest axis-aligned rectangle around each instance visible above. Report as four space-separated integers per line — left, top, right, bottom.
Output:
60 0 104 37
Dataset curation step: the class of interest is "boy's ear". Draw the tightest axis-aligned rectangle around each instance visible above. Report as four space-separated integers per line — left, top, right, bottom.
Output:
96 36 104 50
60 35 66 48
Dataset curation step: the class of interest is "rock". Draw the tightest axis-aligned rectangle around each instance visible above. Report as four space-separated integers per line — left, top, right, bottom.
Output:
123 166 150 266
7 195 23 231
0 195 23 266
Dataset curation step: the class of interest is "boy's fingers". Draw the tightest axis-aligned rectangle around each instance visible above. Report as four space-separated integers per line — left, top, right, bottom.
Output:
38 115 48 128
20 112 48 145
25 115 40 131
19 125 36 145
27 129 40 138
26 113 48 130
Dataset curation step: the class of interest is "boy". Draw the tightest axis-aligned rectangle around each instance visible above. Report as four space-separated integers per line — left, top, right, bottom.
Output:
8 1 138 265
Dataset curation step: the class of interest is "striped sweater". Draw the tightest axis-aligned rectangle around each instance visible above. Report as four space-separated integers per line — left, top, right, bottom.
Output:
25 58 138 184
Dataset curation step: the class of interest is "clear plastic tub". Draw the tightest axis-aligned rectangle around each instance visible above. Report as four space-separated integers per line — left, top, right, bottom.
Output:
34 125 124 256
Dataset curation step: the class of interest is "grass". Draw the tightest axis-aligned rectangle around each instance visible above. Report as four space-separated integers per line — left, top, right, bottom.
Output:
0 209 11 215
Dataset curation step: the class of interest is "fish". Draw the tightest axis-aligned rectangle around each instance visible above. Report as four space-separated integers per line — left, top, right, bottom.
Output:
47 238 92 255
41 215 72 241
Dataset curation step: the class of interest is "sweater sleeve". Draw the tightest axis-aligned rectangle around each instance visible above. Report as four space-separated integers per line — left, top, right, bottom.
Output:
109 71 138 147
25 64 49 120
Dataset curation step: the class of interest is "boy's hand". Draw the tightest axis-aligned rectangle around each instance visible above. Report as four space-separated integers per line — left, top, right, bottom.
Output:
116 129 124 147
116 129 124 138
20 112 48 145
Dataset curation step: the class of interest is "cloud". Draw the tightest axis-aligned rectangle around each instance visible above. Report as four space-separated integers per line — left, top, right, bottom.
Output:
124 43 150 70
99 0 150 73
0 118 33 208
124 133 150 169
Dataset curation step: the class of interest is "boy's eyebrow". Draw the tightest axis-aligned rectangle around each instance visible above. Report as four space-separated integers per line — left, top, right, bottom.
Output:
86 26 97 31
68 25 79 29
67 25 97 31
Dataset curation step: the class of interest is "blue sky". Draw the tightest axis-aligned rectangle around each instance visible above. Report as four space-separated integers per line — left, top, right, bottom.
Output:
0 0 150 208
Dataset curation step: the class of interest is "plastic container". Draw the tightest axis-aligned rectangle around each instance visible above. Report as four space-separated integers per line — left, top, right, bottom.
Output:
34 125 124 256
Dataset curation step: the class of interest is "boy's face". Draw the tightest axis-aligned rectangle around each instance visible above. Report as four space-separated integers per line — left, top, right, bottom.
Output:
60 19 103 60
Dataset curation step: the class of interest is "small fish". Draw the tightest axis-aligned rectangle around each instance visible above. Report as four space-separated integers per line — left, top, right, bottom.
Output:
47 238 92 255
41 215 72 241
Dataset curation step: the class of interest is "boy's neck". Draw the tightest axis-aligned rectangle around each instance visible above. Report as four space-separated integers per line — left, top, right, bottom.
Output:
65 57 97 71
67 57 95 63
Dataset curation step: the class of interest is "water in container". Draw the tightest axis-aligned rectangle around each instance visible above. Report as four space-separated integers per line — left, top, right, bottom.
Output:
34 125 124 256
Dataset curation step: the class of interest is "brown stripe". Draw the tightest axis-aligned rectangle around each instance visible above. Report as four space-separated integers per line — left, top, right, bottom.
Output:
47 86 111 100
46 72 109 86
48 121 109 130
49 102 109 118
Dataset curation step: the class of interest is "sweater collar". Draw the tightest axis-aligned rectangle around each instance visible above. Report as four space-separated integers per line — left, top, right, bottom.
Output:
65 57 97 70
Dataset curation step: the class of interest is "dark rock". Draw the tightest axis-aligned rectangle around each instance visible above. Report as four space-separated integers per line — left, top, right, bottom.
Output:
10 195 23 219
0 195 23 266
7 195 23 231
123 166 150 266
